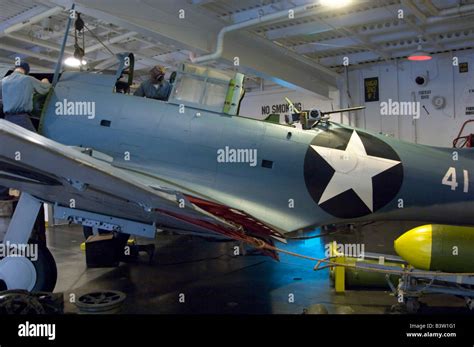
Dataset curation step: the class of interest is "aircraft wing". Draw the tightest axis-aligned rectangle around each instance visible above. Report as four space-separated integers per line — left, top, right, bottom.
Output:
0 120 284 259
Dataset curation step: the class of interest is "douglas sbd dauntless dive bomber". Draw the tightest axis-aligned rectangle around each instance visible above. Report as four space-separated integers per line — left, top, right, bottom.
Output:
0 51 474 292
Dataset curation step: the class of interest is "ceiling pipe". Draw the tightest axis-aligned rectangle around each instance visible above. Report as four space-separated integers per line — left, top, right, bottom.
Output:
2 6 63 35
191 2 322 64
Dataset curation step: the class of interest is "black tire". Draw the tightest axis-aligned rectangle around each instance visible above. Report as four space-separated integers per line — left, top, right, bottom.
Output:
31 244 57 292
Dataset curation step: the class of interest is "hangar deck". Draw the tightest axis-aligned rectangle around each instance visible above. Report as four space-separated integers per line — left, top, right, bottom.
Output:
49 224 469 314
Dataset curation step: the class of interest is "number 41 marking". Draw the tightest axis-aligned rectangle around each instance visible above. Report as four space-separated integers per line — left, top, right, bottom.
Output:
442 167 469 193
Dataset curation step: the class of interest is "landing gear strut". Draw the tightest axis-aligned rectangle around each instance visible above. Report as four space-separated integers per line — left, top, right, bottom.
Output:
0 193 57 291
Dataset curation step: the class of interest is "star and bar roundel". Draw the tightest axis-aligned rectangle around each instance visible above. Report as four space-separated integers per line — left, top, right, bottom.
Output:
304 128 404 219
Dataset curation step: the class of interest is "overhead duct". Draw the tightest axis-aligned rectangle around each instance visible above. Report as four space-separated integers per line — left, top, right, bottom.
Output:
191 2 328 64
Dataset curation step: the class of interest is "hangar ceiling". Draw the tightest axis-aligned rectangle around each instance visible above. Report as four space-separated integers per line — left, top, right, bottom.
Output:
203 0 474 67
0 0 474 94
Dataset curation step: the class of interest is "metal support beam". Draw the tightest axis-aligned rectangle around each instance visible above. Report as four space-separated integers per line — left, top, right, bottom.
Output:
0 56 50 71
265 5 400 40
0 42 58 63
295 20 474 55
8 32 140 68
8 33 74 55
219 0 306 24
319 36 474 66
0 6 63 35
401 0 427 23
86 32 137 53
423 0 439 16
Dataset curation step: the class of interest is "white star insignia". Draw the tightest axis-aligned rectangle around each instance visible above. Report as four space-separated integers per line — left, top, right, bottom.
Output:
310 130 400 212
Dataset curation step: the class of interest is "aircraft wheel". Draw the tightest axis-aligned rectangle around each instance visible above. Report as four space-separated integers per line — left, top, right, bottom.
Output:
0 290 45 314
0 244 57 292
31 244 57 292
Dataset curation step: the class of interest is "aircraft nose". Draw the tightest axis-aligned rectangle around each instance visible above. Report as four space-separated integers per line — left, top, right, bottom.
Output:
394 225 432 270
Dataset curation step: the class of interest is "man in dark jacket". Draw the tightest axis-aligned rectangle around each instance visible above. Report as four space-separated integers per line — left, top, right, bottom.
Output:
134 65 171 101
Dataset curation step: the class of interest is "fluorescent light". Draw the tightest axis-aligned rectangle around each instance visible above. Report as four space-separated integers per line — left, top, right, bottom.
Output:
64 56 87 67
320 0 352 7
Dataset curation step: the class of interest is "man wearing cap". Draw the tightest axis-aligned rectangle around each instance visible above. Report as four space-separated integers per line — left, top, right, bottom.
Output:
134 65 171 101
0 62 50 199
0 62 50 131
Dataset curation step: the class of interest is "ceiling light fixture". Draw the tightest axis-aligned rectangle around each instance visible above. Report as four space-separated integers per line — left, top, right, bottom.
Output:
320 0 352 7
408 36 432 61
64 56 87 67
64 14 87 69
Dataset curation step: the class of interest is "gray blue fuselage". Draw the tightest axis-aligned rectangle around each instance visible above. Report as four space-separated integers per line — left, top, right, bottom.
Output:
40 72 474 233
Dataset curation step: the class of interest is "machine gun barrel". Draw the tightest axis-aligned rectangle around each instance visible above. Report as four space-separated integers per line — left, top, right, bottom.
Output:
321 106 366 115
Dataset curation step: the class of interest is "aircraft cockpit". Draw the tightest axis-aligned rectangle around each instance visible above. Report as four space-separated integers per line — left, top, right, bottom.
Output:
112 55 245 116
167 64 245 116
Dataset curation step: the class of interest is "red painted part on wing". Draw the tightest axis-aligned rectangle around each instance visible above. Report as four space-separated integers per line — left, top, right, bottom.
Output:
156 208 279 260
184 194 285 241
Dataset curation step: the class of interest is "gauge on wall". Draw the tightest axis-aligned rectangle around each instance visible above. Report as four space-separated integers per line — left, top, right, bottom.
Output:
432 95 446 109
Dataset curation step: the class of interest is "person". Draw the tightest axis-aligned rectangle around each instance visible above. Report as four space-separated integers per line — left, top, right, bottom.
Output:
133 65 171 101
0 62 50 132
0 62 50 199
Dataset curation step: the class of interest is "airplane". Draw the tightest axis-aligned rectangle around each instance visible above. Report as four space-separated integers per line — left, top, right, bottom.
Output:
1 26 473 293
